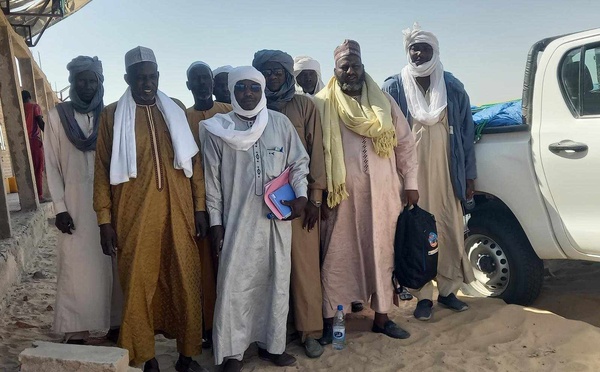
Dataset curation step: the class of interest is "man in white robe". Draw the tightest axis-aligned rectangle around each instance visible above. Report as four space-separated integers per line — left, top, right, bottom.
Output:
44 56 121 343
202 66 310 372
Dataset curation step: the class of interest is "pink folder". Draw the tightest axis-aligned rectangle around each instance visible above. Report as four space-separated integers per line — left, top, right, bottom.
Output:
264 167 294 220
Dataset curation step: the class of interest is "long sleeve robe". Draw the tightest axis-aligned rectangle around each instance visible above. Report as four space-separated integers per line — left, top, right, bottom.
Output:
279 95 326 338
203 111 309 364
93 101 203 365
44 106 120 334
320 93 418 318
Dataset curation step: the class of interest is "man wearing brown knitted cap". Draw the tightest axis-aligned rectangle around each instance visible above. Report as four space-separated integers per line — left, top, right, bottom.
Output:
314 40 419 342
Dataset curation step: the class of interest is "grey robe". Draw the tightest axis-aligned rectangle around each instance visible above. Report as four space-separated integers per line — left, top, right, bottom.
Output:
203 110 310 364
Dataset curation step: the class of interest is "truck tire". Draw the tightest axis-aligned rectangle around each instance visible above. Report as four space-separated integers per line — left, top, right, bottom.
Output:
462 211 544 305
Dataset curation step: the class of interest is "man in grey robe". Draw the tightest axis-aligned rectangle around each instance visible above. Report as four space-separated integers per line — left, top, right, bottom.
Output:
202 66 310 372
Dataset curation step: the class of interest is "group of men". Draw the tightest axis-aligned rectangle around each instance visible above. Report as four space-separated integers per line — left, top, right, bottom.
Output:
42 23 476 372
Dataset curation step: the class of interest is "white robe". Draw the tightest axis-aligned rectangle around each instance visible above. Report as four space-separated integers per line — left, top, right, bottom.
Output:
44 107 122 333
203 111 309 364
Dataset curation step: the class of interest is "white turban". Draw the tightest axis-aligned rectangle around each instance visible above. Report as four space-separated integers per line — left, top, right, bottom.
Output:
228 66 267 118
213 65 234 76
202 66 268 151
400 22 447 125
187 61 212 80
293 55 325 95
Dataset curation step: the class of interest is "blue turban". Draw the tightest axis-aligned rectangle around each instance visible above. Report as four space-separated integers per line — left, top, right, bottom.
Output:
252 50 296 111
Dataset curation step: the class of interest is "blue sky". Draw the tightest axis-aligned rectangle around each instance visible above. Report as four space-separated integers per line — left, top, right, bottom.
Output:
30 0 600 107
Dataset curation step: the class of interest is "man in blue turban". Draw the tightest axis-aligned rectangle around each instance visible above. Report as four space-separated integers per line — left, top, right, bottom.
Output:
44 56 122 345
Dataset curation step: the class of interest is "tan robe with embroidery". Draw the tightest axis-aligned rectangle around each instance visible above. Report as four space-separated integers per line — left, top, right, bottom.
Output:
94 101 203 365
185 101 232 333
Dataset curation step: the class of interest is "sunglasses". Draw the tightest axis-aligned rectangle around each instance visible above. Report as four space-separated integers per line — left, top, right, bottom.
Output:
260 68 285 78
234 83 262 92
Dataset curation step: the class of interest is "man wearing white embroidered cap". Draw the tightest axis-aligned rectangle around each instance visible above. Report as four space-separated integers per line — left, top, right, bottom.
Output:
202 66 309 372
212 65 234 104
382 23 477 322
293 55 325 96
93 46 208 371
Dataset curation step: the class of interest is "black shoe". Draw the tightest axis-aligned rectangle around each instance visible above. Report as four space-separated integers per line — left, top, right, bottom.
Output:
257 347 297 366
318 323 333 345
351 302 364 313
414 300 433 321
64 339 85 345
143 358 160 372
175 356 208 372
106 328 120 344
372 320 410 339
438 293 469 312
222 359 243 372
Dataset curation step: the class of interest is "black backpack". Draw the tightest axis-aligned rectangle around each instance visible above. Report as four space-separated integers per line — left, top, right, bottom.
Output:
393 205 439 290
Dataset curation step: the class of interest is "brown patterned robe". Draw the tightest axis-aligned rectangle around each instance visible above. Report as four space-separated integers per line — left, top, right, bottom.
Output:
94 101 203 365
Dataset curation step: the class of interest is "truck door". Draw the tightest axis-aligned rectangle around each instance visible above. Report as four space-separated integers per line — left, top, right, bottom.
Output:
537 37 600 256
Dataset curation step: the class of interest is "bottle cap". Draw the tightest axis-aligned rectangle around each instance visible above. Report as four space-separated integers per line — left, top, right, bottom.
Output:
337 304 343 311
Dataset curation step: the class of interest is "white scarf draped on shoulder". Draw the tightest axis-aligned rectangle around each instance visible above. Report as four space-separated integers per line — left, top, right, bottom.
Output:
201 66 269 151
110 88 199 185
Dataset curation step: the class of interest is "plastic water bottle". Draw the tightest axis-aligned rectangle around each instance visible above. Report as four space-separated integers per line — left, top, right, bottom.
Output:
332 305 346 350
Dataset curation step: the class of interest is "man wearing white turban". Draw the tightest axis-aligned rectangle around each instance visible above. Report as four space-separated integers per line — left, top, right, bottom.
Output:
382 23 477 321
45 56 122 344
293 55 325 96
202 66 310 372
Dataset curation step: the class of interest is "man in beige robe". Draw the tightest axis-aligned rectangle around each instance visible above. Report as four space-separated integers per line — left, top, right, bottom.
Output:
382 23 476 321
314 40 419 342
253 50 326 358
45 56 121 344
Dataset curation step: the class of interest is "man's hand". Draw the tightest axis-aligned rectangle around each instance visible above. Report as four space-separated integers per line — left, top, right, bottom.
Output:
303 202 319 231
210 225 225 273
55 212 75 234
466 179 476 200
405 189 420 206
282 196 308 221
100 224 118 257
194 211 209 239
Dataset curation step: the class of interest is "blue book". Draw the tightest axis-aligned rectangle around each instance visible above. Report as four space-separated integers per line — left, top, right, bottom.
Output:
268 183 295 219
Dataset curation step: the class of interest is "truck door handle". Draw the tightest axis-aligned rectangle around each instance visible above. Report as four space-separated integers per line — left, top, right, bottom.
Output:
548 140 588 154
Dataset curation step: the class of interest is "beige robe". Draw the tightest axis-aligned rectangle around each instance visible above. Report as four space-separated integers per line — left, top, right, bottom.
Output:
44 107 121 334
320 94 418 318
410 102 475 299
280 95 326 338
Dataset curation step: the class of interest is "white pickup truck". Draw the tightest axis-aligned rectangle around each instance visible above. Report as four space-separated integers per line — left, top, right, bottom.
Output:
463 28 600 305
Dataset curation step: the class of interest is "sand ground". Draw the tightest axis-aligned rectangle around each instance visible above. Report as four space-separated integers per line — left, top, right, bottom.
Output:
2 227 600 371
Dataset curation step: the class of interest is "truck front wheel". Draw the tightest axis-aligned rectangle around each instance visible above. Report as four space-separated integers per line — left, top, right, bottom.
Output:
461 211 544 305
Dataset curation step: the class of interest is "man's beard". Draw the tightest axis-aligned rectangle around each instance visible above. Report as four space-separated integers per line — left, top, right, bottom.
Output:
337 73 365 93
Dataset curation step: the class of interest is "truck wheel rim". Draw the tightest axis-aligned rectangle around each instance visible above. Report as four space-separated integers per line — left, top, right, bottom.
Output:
465 233 510 296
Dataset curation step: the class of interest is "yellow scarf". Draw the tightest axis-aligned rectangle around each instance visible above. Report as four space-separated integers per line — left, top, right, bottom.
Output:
314 73 397 208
